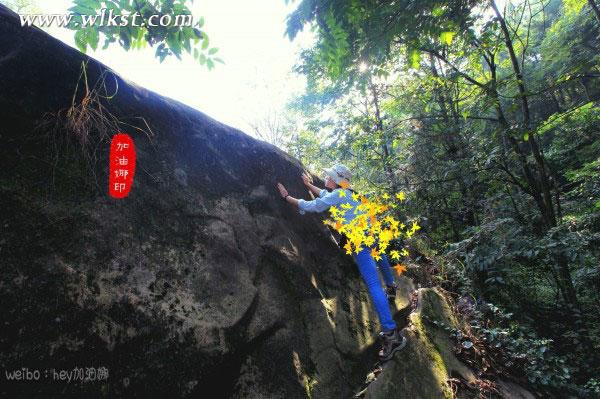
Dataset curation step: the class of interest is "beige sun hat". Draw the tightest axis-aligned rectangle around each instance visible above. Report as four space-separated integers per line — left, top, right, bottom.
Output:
324 164 352 185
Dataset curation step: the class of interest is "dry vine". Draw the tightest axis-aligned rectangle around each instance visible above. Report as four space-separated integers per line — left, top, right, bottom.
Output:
36 60 155 193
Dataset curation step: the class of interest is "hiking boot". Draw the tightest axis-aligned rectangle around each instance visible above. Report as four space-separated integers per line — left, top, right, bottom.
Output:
385 283 397 302
378 328 407 361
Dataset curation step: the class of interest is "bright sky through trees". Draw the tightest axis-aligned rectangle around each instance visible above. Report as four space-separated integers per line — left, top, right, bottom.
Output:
25 0 315 136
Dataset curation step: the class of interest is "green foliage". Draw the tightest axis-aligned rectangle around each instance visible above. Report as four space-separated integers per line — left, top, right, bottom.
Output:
469 304 574 390
426 297 580 392
408 49 421 70
447 213 600 306
286 0 600 391
439 31 456 46
65 0 222 68
563 0 588 15
542 102 600 215
316 9 351 78
3 0 40 13
537 102 600 136
584 378 600 395
287 0 478 79
539 4 599 79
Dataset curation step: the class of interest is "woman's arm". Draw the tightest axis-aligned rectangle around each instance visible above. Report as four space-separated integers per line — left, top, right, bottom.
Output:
302 173 323 197
296 195 335 213
277 182 300 207
277 182 336 214
286 196 300 207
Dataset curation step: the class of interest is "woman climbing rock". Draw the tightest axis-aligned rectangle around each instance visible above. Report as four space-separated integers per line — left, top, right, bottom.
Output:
276 164 407 361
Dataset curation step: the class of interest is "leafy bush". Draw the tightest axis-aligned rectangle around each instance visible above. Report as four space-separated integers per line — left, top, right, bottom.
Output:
470 303 573 389
430 296 587 395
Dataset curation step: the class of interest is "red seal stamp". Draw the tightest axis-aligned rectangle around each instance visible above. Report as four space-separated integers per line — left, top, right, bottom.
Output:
109 133 136 198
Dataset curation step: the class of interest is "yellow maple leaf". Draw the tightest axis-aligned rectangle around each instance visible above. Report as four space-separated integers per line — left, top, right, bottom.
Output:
382 193 390 200
352 192 360 202
371 248 382 261
338 189 347 198
379 229 393 243
344 241 353 255
329 206 341 217
396 192 406 201
401 248 409 257
393 264 407 276
334 221 344 232
351 235 363 247
411 221 421 231
390 250 400 261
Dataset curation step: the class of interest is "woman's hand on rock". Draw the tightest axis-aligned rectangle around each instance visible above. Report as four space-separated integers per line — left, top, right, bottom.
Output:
301 173 311 187
277 182 288 198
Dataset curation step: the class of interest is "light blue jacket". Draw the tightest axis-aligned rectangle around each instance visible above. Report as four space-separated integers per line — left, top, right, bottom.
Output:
298 188 363 224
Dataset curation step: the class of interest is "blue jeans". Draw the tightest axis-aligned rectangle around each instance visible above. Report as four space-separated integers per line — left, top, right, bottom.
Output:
353 246 397 331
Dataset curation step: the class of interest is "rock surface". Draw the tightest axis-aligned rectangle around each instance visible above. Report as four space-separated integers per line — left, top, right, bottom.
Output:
364 288 476 398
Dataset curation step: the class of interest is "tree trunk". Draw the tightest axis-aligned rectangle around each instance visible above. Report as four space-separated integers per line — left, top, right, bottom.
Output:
548 89 562 113
428 55 478 228
369 78 398 192
484 52 550 228
588 0 600 25
556 255 579 307
490 0 557 230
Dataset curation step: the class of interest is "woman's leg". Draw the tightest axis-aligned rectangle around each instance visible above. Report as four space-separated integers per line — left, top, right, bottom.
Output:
376 253 396 287
354 247 397 331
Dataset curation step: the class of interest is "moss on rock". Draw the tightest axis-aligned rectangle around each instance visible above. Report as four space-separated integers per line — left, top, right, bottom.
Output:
364 288 476 399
